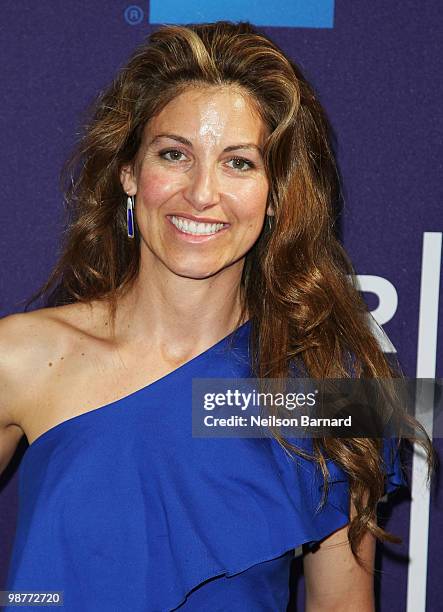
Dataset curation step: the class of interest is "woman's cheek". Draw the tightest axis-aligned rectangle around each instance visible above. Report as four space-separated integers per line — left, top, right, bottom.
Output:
237 189 269 226
138 171 182 207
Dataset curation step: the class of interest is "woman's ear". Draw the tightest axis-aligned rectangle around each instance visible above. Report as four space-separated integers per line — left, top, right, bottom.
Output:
119 164 137 196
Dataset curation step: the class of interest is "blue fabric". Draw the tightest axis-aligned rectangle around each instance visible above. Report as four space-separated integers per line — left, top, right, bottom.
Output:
5 320 406 611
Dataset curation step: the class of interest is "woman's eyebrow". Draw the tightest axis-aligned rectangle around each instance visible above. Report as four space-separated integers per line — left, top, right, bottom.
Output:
148 133 263 155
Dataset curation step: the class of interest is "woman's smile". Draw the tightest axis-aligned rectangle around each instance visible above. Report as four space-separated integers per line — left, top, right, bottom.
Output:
167 214 230 241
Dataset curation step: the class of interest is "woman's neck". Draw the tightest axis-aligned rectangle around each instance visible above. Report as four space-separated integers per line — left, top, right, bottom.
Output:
110 260 248 351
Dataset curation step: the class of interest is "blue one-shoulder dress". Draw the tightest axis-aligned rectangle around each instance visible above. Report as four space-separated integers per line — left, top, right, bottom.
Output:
5 320 406 611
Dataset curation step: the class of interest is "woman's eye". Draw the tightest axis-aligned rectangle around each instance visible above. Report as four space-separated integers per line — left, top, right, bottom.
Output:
227 157 255 172
159 150 254 171
160 149 187 162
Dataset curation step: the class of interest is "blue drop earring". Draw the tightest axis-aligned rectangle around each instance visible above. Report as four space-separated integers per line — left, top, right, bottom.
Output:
126 195 135 238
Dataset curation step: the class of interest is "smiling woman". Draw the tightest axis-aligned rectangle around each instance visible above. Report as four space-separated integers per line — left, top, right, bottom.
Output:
0 20 434 612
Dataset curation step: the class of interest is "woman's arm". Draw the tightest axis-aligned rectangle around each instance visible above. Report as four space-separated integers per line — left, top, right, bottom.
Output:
303 499 376 612
0 315 28 475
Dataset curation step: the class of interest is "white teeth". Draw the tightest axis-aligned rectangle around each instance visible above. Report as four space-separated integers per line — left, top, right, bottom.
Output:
170 215 227 235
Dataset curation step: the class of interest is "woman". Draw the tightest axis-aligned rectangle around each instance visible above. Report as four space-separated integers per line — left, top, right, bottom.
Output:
0 21 433 611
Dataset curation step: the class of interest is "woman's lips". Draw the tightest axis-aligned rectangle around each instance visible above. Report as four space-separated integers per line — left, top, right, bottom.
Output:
166 215 230 243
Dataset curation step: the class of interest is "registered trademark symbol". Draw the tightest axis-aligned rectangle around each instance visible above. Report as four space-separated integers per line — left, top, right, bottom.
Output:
124 5 144 25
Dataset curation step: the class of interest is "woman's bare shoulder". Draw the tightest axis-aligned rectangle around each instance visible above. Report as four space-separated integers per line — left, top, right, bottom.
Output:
0 302 107 422
0 303 101 354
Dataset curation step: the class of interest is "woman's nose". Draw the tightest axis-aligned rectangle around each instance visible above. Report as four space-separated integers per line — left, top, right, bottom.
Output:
183 163 221 210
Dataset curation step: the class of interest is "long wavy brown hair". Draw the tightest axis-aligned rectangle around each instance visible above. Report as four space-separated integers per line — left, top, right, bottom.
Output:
24 21 435 569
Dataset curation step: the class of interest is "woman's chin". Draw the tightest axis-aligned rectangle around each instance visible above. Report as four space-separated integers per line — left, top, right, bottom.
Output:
168 265 225 280
163 252 244 280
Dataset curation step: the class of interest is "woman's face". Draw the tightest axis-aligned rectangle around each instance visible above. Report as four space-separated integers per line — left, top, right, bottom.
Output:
120 86 271 280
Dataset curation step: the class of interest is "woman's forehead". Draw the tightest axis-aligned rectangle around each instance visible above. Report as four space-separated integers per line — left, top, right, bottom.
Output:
142 85 267 145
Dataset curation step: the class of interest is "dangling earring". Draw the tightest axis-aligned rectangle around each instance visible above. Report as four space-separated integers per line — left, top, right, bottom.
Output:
126 195 135 238
267 214 273 231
